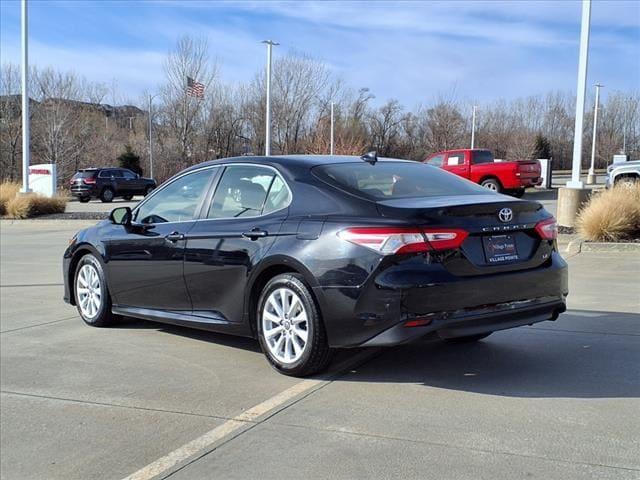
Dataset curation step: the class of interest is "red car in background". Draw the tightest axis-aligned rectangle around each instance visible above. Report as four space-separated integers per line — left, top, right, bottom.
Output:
424 149 542 197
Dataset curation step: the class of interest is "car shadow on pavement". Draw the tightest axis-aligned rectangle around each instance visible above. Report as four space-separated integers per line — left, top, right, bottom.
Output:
115 316 262 353
340 310 640 399
522 189 557 201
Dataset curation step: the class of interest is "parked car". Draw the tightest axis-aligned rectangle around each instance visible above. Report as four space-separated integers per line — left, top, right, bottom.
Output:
424 149 542 197
605 160 640 188
63 154 568 376
70 168 156 203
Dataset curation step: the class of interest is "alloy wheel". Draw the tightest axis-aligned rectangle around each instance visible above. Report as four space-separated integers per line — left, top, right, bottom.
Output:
76 263 102 319
262 287 309 364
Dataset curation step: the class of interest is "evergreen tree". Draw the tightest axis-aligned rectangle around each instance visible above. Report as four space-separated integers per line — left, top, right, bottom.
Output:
117 145 143 176
532 134 551 160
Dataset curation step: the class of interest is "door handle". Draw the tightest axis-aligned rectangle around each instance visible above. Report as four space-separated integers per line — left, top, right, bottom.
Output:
242 229 268 240
165 231 185 242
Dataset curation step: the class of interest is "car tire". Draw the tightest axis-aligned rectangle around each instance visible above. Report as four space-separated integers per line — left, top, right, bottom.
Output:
100 188 114 203
615 176 637 188
480 178 502 193
79 197 91 203
144 186 155 197
74 254 116 327
443 333 492 344
257 273 332 377
122 195 134 201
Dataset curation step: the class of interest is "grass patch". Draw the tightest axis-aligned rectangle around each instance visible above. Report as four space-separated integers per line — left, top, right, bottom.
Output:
0 182 68 219
576 184 640 242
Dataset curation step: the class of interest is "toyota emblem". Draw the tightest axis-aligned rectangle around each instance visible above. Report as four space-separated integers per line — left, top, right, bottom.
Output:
498 207 513 223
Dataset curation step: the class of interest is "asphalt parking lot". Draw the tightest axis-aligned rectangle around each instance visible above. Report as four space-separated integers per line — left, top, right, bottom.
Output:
1 219 638 480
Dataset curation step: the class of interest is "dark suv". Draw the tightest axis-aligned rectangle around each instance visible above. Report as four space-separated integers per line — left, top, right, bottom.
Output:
70 168 156 203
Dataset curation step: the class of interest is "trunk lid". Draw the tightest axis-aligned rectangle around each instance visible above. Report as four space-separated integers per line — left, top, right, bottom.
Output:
376 194 550 275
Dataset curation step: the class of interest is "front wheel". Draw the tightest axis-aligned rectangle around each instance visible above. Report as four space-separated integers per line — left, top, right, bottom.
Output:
480 178 502 193
74 254 116 327
257 274 332 376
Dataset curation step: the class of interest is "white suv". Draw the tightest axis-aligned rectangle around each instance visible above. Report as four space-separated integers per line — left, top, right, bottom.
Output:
606 160 640 188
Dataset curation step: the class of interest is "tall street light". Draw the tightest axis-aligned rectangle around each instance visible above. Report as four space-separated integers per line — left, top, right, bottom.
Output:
567 0 591 189
20 0 30 193
148 93 160 180
587 83 603 185
330 102 335 155
471 105 477 149
262 40 279 156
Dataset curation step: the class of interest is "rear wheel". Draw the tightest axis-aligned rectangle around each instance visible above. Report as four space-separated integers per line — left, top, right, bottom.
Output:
100 188 114 203
443 333 492 344
480 178 502 193
74 254 116 327
616 176 637 188
257 274 332 376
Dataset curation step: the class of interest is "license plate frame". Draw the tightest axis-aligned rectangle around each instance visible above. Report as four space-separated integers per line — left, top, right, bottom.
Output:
482 234 519 264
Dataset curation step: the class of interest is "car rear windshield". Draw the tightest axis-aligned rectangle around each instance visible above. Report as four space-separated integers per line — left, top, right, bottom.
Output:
313 161 487 200
72 170 97 179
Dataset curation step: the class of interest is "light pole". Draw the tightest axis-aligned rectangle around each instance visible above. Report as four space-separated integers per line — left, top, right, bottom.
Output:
330 102 335 155
20 0 30 193
262 40 279 156
148 93 160 180
567 0 591 189
587 83 603 185
471 105 477 149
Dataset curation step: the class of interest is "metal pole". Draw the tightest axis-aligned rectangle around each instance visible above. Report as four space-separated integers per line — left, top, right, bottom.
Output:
330 102 334 155
262 40 279 156
471 105 477 149
567 0 591 189
587 83 602 184
148 95 154 179
20 0 30 193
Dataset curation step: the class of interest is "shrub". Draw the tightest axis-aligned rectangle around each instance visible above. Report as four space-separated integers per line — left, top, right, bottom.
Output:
0 182 21 215
117 144 143 176
576 184 640 242
0 181 68 219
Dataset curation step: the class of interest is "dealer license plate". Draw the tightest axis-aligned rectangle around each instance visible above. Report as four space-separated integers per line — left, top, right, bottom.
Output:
483 235 519 263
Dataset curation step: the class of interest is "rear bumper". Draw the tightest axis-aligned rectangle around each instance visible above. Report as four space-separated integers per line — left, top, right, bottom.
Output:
361 296 565 346
316 251 568 348
70 185 95 197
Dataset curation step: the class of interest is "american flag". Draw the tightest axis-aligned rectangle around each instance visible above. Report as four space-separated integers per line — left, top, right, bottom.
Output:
186 76 205 98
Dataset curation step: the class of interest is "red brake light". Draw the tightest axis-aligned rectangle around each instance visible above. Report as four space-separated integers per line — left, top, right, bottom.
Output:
338 227 468 255
83 177 96 185
535 217 557 240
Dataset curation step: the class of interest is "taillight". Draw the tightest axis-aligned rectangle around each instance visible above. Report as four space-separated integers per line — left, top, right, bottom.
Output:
83 177 96 185
535 217 557 240
338 227 468 255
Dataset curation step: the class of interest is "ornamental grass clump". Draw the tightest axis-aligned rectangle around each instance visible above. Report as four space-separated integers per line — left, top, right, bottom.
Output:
0 182 67 219
576 184 640 242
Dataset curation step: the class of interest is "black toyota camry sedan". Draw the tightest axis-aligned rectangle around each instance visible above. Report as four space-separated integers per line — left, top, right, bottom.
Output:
63 154 568 376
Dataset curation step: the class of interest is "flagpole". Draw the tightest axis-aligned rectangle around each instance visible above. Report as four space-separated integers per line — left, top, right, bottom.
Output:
20 0 31 193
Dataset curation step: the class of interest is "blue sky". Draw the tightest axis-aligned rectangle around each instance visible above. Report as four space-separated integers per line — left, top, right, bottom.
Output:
1 0 638 106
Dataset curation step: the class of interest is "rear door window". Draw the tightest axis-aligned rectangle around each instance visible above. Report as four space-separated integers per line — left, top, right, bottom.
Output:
207 165 282 219
472 151 495 164
446 152 465 166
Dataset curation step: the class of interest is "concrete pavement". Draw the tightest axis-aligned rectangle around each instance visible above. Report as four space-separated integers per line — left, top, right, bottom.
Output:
1 220 638 480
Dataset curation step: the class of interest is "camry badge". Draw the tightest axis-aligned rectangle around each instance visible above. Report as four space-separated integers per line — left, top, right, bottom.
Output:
498 208 513 223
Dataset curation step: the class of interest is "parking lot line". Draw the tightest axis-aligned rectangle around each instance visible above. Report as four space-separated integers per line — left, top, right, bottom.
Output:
122 349 379 480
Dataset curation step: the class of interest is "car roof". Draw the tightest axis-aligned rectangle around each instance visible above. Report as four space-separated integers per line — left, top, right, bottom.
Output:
191 154 411 171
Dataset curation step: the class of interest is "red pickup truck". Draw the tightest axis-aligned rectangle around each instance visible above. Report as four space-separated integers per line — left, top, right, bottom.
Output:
423 149 542 197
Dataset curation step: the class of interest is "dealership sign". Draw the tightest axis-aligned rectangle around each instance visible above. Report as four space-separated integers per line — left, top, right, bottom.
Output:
28 164 57 197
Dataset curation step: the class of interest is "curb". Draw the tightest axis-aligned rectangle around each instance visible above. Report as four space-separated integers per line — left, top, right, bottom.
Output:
565 239 640 254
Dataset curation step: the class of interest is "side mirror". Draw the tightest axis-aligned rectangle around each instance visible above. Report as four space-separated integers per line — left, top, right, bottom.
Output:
110 206 132 225
136 173 140 179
